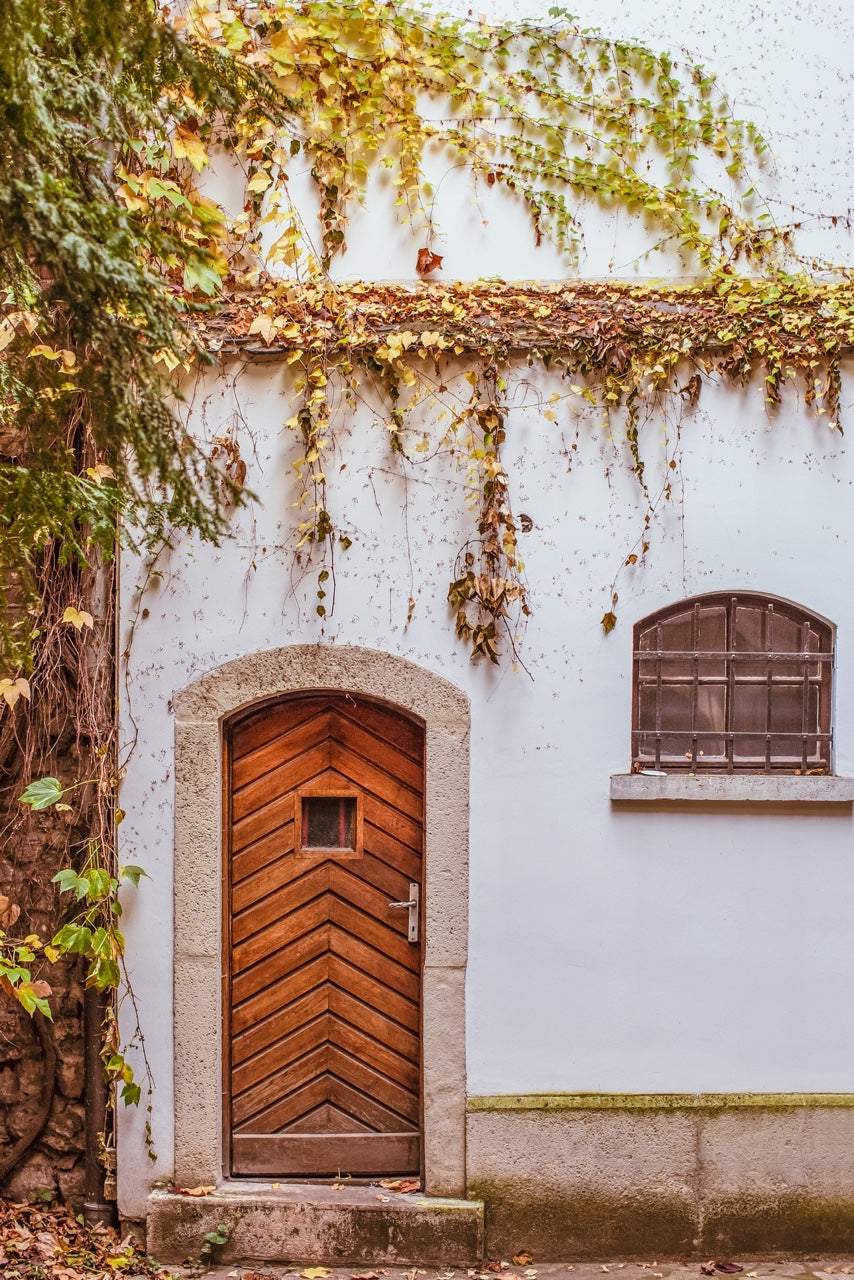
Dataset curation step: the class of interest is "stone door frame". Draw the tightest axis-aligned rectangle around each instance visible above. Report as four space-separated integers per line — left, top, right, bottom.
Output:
172 645 470 1196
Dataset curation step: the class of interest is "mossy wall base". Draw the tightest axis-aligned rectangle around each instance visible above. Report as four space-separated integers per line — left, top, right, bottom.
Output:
466 1097 854 1258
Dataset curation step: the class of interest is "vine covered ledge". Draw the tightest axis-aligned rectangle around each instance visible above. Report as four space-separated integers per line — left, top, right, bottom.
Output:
198 268 854 661
204 274 854 375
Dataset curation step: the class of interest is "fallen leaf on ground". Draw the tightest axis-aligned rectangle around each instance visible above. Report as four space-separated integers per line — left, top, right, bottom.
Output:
167 1183 215 1196
715 1265 744 1274
302 1269 331 1279
352 1272 380 1279
0 1199 172 1277
513 1254 533 1267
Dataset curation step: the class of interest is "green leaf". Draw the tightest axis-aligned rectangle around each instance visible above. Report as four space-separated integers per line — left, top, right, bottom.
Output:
86 868 111 901
182 258 223 297
120 1080 142 1107
19 777 64 810
120 864 149 887
52 868 83 894
51 924 93 955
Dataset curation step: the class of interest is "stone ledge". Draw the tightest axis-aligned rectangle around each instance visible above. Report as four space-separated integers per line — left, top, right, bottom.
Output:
468 1092 854 1112
610 773 854 804
146 1183 484 1266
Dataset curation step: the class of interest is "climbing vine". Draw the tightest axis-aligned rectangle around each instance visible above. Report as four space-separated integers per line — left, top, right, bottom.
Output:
2 0 854 1192
169 0 853 657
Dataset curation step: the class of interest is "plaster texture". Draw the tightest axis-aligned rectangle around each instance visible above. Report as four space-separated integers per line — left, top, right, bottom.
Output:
171 646 470 1196
117 0 854 1242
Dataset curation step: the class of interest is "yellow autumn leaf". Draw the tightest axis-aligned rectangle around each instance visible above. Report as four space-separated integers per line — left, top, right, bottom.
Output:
248 315 277 343
152 347 182 371
86 462 116 484
173 124 209 173
116 182 148 212
0 310 36 351
247 169 273 193
29 344 62 360
62 606 94 631
0 677 31 708
301 1269 331 1278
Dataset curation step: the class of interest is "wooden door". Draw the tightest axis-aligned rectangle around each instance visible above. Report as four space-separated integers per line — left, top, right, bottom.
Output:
225 693 424 1177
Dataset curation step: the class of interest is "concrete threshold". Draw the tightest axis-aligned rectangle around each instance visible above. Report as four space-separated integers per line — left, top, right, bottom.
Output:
147 1182 485 1267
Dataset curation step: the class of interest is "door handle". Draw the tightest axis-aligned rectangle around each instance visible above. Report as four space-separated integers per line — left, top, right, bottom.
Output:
387 883 419 943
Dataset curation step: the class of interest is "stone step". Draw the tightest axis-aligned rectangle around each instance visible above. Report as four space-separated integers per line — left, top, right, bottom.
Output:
146 1182 485 1267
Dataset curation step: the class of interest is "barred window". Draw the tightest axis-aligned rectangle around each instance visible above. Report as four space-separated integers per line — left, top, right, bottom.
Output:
632 594 833 774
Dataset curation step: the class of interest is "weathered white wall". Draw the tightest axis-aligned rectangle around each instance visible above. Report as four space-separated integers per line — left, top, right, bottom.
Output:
118 0 854 1218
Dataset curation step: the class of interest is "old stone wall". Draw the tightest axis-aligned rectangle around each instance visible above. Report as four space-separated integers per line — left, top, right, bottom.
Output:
0 768 87 1203
0 958 85 1204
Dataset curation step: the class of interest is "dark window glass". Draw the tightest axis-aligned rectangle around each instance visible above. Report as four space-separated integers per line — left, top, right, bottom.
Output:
632 594 833 774
302 796 356 849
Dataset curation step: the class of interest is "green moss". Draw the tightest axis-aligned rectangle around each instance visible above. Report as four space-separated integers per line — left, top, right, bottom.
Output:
468 1092 854 1113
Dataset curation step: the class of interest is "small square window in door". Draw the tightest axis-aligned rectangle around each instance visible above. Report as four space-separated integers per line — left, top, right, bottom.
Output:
301 795 356 849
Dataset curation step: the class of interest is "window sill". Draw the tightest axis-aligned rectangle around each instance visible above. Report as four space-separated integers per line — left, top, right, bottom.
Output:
610 773 854 805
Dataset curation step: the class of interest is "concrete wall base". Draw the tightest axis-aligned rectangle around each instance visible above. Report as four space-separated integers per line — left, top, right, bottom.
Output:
146 1184 485 1266
467 1100 854 1258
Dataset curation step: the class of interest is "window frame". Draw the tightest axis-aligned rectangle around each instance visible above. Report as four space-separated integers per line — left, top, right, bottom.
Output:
295 783 364 859
631 592 834 775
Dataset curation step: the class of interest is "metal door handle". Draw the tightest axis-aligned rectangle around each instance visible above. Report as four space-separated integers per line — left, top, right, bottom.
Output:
387 883 419 942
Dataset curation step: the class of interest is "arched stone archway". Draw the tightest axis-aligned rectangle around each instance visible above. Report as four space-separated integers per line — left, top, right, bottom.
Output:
171 646 470 1197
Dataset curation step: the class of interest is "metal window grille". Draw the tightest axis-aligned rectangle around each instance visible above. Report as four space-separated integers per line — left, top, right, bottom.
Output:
632 594 833 774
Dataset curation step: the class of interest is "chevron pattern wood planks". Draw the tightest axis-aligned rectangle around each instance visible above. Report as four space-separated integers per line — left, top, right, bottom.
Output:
225 693 425 1176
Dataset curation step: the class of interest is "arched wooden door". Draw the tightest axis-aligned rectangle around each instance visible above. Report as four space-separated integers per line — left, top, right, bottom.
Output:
224 692 424 1177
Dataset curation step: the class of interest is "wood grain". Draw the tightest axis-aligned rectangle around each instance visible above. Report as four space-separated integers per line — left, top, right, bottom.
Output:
227 694 424 1176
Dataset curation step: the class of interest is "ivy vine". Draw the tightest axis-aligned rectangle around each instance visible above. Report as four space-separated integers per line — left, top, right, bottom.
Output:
1 0 852 1176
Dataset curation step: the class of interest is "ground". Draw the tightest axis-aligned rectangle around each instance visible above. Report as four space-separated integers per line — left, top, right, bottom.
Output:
5 1201 854 1280
180 1262 854 1280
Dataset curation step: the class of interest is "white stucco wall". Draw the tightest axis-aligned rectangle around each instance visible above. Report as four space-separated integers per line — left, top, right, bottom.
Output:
117 0 854 1217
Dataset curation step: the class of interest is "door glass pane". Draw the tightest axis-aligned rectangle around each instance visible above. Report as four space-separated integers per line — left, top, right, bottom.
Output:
302 796 356 849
